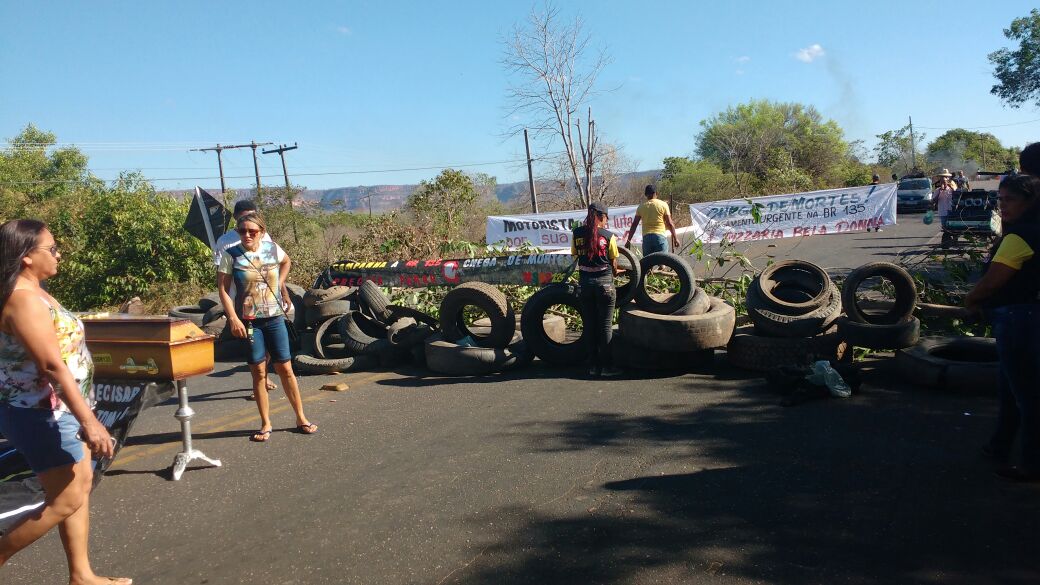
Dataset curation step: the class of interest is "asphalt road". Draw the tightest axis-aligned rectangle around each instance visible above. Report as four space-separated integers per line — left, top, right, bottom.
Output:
4 358 1038 585
5 197 1037 585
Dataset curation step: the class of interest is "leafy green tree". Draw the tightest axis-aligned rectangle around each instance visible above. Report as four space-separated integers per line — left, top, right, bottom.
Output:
926 129 1018 169
0 124 93 220
658 159 739 204
51 172 211 310
988 9 1040 109
695 100 848 194
407 169 479 250
874 124 925 175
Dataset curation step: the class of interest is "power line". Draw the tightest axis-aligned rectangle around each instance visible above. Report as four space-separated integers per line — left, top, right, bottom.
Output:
0 157 542 187
912 118 1040 131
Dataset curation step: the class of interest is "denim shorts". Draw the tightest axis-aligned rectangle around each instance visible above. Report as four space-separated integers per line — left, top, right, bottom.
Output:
643 233 669 255
0 405 85 473
248 316 292 365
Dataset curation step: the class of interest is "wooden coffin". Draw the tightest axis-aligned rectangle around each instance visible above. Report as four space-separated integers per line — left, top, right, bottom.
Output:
80 315 214 381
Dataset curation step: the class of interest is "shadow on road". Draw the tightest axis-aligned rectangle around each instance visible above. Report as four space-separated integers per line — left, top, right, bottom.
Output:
446 366 1040 584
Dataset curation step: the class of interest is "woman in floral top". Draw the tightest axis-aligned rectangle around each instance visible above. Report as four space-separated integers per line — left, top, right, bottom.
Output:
218 212 316 442
0 220 130 585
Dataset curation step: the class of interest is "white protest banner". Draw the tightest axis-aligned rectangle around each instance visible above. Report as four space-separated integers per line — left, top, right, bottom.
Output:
487 205 639 250
688 184 897 244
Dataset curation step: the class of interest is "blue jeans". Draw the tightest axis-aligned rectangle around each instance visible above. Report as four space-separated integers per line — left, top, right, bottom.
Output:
643 233 669 255
578 271 616 370
989 304 1040 472
0 406 84 473
247 316 292 365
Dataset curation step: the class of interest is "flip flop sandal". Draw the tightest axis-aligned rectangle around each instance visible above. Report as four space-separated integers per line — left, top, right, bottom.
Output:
297 423 318 435
250 429 273 442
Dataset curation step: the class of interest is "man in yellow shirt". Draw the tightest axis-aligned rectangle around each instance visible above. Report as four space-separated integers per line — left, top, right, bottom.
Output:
624 184 679 255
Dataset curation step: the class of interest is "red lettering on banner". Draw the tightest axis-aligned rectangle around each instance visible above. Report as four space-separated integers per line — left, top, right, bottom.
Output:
442 261 460 283
405 260 419 267
538 272 553 284
424 259 442 267
522 272 533 283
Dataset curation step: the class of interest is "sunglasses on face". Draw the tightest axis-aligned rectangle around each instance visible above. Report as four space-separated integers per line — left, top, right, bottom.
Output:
35 244 59 257
236 228 261 237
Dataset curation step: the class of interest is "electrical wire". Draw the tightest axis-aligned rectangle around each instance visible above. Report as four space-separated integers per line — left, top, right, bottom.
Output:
912 118 1040 131
0 157 546 187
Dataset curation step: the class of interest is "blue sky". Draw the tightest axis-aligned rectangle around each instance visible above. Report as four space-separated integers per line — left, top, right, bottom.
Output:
1 0 1038 192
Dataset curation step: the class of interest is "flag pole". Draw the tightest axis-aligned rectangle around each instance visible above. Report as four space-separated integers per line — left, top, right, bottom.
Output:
195 186 218 251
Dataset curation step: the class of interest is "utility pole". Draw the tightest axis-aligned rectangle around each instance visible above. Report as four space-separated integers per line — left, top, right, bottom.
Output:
249 141 274 207
524 129 539 213
191 142 256 193
263 142 300 244
908 116 917 171
262 142 298 190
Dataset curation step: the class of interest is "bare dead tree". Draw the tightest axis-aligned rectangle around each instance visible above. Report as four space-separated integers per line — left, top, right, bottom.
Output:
503 4 611 207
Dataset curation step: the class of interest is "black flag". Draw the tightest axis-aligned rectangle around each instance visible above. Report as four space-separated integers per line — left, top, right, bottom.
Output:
183 187 231 250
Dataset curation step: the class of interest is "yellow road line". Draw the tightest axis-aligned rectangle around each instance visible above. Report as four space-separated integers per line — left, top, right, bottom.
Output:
110 371 393 469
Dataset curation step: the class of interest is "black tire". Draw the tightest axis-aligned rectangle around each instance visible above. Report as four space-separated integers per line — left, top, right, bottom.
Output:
389 322 436 348
313 316 346 359
618 296 735 351
293 353 377 375
614 246 643 307
197 292 221 311
359 281 392 320
634 252 697 314
756 260 832 312
169 305 206 327
387 305 439 328
670 287 710 316
305 299 352 327
520 283 589 365
304 285 355 307
354 310 389 339
747 282 842 338
726 325 848 372
611 331 715 371
337 312 391 355
841 262 917 325
387 317 417 341
439 282 515 348
836 316 920 350
424 333 530 376
894 336 998 394
201 316 226 337
202 304 226 325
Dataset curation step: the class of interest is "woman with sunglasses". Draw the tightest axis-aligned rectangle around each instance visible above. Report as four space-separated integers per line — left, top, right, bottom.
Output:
0 220 130 584
217 213 316 442
965 174 1040 482
571 201 622 378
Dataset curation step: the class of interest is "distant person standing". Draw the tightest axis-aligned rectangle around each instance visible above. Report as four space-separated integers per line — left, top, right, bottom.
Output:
572 202 622 378
954 170 970 191
624 185 679 255
934 169 957 226
1021 142 1040 176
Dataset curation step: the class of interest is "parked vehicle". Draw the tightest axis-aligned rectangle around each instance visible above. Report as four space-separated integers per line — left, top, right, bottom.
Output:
896 177 934 212
941 188 1000 248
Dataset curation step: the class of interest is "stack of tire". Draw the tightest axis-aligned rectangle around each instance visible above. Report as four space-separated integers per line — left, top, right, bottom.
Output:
728 260 845 372
836 262 920 351
293 281 438 375
613 252 735 371
425 282 532 376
